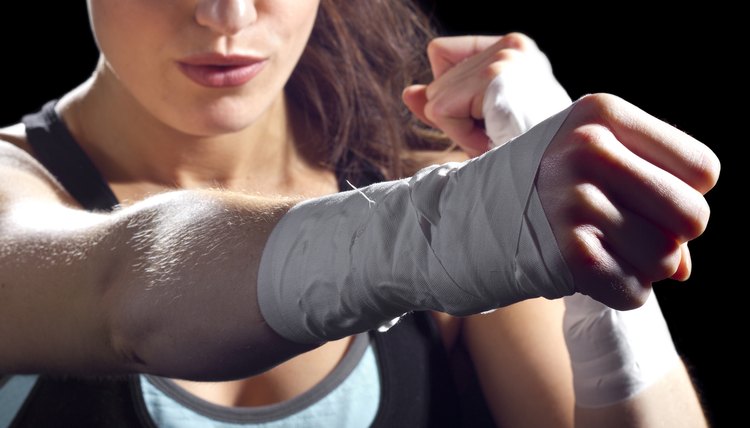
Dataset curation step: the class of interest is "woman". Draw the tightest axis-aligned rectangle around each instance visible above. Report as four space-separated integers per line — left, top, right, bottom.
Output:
0 0 717 426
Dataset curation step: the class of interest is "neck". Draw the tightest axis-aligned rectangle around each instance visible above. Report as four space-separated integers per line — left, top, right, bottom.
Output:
57 62 312 193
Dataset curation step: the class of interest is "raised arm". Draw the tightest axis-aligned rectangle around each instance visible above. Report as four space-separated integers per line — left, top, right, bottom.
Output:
404 33 716 427
0 141 313 381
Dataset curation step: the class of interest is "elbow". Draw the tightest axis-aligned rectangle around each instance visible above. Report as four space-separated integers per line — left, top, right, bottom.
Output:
108 323 148 373
103 281 151 374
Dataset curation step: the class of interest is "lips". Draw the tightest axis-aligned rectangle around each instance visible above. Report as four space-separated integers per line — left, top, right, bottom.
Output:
177 54 267 88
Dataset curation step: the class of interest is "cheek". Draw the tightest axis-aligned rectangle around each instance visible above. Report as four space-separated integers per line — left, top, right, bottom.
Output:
273 0 320 50
90 0 149 51
89 1 173 76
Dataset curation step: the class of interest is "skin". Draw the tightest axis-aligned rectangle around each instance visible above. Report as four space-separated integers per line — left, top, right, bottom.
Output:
403 35 709 306
0 1 718 426
405 33 716 426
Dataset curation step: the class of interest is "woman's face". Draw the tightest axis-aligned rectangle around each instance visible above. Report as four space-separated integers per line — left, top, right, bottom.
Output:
87 0 321 136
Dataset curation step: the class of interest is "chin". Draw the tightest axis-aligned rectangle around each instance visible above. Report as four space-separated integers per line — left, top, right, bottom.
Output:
195 116 254 136
176 105 263 138
157 90 279 138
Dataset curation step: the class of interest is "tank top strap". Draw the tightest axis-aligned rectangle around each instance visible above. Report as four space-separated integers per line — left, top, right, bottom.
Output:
22 100 119 211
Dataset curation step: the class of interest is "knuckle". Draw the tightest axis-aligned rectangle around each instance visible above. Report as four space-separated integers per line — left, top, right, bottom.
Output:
570 123 606 145
568 123 614 154
423 98 447 125
426 38 450 64
697 197 711 233
660 245 683 279
567 231 650 310
570 183 605 215
484 61 506 80
555 124 618 176
583 92 621 107
669 189 710 242
567 229 649 310
685 195 711 239
646 239 682 281
426 37 446 56
501 32 533 50
491 47 521 63
424 81 438 101
568 226 604 268
573 93 622 123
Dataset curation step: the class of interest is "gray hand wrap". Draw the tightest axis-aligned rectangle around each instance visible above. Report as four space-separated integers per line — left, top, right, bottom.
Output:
257 104 576 344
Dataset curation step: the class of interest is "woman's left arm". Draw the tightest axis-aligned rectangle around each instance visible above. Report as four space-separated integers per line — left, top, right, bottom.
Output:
462 298 708 428
461 298 574 427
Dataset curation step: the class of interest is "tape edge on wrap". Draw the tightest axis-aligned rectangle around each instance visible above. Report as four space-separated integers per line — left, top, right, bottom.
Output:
257 200 324 345
508 103 578 299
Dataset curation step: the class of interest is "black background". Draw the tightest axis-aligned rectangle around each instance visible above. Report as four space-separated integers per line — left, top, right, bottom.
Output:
1 3 739 426
425 3 740 426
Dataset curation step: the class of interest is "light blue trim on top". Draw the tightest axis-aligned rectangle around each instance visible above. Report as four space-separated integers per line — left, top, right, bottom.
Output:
0 375 39 428
141 334 380 427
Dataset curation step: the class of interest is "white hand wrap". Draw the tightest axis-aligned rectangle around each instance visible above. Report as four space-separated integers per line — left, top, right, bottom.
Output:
563 293 681 407
481 62 682 408
257 103 576 344
483 48 573 148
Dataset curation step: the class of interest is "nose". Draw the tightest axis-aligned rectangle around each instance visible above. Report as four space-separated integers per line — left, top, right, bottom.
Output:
195 0 258 36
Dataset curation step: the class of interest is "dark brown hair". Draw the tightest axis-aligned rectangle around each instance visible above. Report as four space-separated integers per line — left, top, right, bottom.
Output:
286 0 450 183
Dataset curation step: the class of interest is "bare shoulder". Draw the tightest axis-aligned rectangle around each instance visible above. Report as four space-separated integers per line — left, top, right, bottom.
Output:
404 148 471 176
0 124 71 203
0 123 32 155
0 123 41 172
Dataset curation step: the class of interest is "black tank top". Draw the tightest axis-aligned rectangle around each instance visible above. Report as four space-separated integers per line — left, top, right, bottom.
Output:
9 101 494 428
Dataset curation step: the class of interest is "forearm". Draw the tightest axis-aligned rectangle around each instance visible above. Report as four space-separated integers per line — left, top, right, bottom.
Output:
575 363 707 428
0 189 313 379
564 293 708 427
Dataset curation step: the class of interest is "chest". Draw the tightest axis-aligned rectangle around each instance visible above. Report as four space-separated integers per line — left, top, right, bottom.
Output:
6 313 467 427
172 336 354 407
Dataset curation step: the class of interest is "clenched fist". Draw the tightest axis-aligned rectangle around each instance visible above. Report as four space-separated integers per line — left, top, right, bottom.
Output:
538 93 719 308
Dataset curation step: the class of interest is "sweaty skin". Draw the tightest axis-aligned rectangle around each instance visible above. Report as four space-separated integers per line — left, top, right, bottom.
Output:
0 3 719 424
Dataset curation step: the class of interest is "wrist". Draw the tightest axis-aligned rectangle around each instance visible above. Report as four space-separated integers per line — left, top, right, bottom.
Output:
257 106 576 345
563 292 681 407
